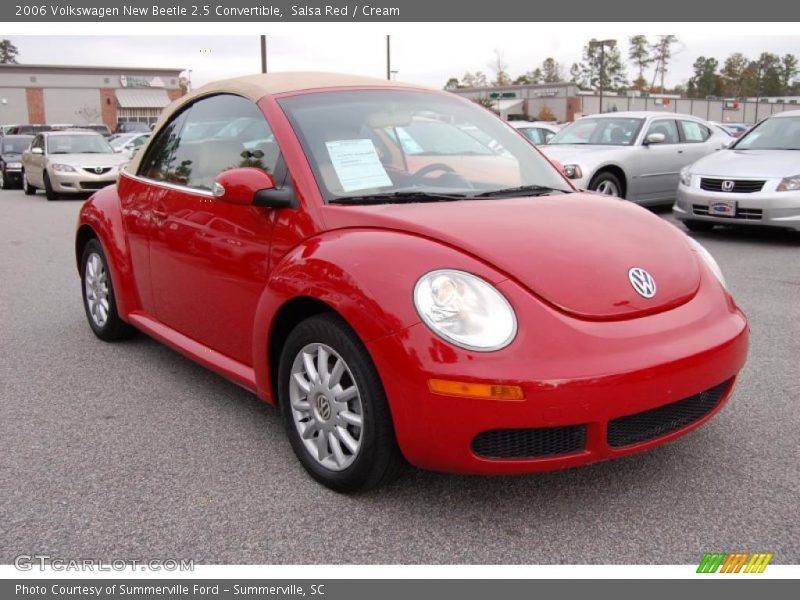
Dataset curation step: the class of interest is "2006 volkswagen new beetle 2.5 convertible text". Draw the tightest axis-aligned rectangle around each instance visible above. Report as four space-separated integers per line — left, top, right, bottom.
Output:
75 72 749 492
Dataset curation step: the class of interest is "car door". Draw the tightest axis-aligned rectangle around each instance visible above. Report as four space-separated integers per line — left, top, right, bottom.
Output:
633 118 686 202
144 93 282 366
24 134 46 186
677 119 720 164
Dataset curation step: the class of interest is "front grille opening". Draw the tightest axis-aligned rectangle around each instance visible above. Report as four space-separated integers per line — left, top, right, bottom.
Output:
699 178 765 193
472 425 587 459
607 380 732 448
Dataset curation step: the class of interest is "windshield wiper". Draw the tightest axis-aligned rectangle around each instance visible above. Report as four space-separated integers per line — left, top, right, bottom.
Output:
329 191 469 205
469 185 562 198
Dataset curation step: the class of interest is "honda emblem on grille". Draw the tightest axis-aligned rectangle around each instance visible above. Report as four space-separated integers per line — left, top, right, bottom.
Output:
628 267 657 299
721 180 735 192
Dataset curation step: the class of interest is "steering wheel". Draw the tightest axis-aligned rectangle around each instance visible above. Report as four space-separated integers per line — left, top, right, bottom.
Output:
410 163 456 182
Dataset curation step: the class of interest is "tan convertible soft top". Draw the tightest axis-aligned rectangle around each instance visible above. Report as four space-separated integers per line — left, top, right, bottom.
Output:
127 71 431 173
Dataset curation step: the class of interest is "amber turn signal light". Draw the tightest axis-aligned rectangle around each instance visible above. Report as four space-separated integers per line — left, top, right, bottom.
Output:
428 379 525 400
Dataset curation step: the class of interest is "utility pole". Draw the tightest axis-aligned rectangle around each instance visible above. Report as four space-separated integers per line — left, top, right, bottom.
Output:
260 35 267 74
386 35 391 80
590 39 615 114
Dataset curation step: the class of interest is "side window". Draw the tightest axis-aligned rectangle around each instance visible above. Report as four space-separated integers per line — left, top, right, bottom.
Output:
170 94 280 191
139 110 190 182
521 127 545 145
645 119 680 144
679 120 711 143
31 135 44 151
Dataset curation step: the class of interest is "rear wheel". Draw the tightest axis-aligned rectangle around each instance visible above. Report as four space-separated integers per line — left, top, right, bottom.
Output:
43 172 59 201
0 169 6 190
23 171 36 195
589 171 623 197
278 313 404 492
80 239 137 341
683 220 715 233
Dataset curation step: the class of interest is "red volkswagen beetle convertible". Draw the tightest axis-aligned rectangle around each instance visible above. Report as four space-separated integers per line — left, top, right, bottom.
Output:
75 73 748 491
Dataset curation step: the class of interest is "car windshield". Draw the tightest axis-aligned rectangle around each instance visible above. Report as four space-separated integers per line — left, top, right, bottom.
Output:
278 90 570 203
548 117 643 146
733 116 800 150
47 134 114 154
1 137 32 154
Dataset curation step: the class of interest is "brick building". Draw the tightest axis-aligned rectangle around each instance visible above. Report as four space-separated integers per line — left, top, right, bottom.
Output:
0 64 185 130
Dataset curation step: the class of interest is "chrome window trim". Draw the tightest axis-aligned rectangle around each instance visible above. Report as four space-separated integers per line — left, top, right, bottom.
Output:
120 169 215 198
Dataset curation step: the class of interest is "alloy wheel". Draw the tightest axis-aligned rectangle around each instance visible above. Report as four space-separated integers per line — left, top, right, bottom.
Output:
84 252 110 328
289 342 364 471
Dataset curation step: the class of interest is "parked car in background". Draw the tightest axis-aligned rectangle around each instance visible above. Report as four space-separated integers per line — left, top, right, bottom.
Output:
21 130 128 200
674 109 800 232
5 124 53 135
0 134 33 189
712 122 750 138
74 72 747 491
541 111 730 204
79 124 113 138
509 120 561 145
109 132 150 158
115 121 151 134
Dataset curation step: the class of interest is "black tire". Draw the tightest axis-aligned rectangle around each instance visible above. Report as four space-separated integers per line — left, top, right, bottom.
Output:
43 172 59 201
0 168 6 190
23 171 36 195
588 171 624 198
80 238 137 342
278 313 405 492
683 220 715 233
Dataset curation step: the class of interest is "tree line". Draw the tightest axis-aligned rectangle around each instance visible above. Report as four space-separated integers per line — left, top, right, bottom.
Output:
446 36 800 99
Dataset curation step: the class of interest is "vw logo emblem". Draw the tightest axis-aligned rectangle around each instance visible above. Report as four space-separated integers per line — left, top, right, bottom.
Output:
628 267 657 299
721 180 735 192
94 167 104 174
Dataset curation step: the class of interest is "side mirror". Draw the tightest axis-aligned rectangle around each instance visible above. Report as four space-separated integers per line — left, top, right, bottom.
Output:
212 167 293 208
31 147 43 155
644 132 666 145
544 133 555 144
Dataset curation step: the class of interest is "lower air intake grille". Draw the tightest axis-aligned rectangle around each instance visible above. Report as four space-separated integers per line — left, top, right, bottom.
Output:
607 380 732 448
472 425 587 459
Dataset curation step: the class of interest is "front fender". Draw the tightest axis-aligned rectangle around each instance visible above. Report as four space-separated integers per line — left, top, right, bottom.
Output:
76 185 140 318
251 228 509 402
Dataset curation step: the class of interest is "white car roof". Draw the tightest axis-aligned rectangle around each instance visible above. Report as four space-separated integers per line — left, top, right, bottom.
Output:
581 111 705 120
771 109 800 118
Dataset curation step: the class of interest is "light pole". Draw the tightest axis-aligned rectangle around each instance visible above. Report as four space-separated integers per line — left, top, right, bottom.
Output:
260 35 267 74
386 35 391 80
590 39 616 113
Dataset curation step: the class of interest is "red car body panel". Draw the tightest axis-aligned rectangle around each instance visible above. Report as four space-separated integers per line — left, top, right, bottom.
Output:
75 83 749 475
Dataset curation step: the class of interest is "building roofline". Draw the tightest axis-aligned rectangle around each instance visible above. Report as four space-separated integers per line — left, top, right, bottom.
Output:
0 63 184 74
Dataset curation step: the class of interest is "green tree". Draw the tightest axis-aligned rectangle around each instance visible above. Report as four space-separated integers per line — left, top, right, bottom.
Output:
780 54 798 94
444 77 461 90
628 35 652 88
541 57 563 83
580 39 628 92
688 56 721 98
650 35 679 92
0 39 19 64
721 53 749 96
756 53 782 96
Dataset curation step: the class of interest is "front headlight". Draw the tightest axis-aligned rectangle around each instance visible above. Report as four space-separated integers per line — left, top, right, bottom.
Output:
688 238 727 290
413 269 517 351
51 163 76 173
776 174 800 192
679 166 692 186
563 164 583 179
6 162 22 169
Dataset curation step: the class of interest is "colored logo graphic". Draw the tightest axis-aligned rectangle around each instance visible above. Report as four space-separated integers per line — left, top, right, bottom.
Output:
697 552 773 573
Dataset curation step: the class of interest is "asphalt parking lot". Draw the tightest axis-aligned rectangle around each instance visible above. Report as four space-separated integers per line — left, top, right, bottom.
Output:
1 188 798 565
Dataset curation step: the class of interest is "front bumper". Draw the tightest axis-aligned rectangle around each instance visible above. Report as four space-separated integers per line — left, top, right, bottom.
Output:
674 181 800 231
49 167 119 194
367 269 748 474
3 168 22 186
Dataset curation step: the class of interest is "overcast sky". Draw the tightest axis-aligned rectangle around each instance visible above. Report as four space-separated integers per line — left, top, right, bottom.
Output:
6 33 800 90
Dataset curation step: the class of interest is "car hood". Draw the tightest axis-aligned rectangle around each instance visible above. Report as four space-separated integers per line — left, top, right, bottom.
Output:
691 149 800 178
539 144 627 165
1 153 23 161
45 153 128 167
320 194 700 320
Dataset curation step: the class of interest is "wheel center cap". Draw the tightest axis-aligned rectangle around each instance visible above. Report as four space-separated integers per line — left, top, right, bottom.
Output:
314 395 332 422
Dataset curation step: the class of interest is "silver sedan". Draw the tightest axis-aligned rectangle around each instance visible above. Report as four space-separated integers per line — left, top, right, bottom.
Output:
674 109 800 232
541 111 730 205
